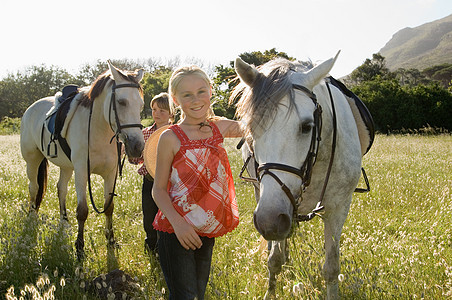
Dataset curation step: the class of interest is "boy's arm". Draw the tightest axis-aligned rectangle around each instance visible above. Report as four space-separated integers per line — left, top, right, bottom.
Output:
152 130 202 250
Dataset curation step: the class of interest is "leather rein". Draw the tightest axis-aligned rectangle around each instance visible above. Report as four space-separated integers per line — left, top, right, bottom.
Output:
239 79 338 223
87 82 143 214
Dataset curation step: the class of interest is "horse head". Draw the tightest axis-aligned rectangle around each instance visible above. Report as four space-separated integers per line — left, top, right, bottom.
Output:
233 52 339 240
106 61 145 158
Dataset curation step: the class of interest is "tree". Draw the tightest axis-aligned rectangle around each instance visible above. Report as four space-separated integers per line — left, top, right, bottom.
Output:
350 53 393 84
422 64 452 88
0 65 76 119
74 59 150 87
394 68 430 86
238 48 293 66
212 48 295 119
141 66 173 118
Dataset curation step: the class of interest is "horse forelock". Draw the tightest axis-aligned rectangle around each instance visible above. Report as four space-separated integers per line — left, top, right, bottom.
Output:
79 69 143 107
232 59 298 136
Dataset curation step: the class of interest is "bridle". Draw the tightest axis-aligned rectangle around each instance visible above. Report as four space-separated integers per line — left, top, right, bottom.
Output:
239 79 337 223
108 82 144 139
87 81 143 214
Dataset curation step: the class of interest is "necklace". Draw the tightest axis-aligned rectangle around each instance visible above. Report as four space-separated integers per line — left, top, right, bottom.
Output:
183 121 212 130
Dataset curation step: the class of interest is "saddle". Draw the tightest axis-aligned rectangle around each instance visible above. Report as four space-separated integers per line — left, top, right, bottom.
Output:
43 85 79 160
327 76 375 155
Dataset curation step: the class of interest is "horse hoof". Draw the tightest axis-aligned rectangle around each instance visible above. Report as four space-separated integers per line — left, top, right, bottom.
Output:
76 249 85 261
108 239 120 250
75 239 85 261
28 206 38 215
264 290 276 300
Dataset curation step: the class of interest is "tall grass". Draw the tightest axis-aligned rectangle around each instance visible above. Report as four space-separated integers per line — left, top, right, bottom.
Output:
0 134 451 299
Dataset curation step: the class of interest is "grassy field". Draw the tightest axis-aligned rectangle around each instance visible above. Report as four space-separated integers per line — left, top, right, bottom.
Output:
0 134 451 299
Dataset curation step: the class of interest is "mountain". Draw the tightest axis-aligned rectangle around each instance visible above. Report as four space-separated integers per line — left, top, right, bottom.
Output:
379 14 452 71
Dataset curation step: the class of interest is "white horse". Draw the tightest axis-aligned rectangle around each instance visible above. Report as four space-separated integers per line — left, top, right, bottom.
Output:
231 52 372 299
20 62 145 259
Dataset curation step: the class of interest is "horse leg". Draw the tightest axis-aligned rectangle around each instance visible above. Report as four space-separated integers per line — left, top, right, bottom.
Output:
73 170 89 260
323 202 350 300
23 150 48 212
264 239 288 300
57 168 73 221
103 172 117 248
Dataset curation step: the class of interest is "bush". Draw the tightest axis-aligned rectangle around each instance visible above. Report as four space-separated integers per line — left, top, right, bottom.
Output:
0 117 21 135
352 79 452 133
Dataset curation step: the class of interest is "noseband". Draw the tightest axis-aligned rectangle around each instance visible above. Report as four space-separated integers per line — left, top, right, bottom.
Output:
240 80 336 223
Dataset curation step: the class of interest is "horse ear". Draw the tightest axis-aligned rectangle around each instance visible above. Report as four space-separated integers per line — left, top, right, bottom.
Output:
107 60 124 82
135 69 144 82
235 57 259 87
304 50 340 89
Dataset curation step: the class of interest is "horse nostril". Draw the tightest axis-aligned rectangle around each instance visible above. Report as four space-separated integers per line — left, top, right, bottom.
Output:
253 212 259 231
277 213 291 235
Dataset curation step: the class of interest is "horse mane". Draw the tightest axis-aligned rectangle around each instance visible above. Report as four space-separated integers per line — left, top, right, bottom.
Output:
79 69 143 107
230 58 313 135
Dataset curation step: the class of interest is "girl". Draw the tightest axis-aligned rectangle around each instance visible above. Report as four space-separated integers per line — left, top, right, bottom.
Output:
129 92 172 253
151 66 242 299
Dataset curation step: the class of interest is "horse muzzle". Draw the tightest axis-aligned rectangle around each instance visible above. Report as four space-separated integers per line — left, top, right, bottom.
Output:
123 135 144 158
253 208 292 241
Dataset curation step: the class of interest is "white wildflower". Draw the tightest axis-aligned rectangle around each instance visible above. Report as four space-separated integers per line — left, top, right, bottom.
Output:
292 282 304 296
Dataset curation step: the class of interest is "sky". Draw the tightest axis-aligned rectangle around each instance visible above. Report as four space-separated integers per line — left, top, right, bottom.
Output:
1 0 451 79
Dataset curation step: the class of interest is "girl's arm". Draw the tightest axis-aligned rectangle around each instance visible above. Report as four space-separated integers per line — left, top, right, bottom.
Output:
216 119 243 138
152 130 203 250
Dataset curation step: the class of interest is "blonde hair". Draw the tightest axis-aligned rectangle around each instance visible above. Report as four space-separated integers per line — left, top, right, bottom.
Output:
150 92 174 122
168 65 215 121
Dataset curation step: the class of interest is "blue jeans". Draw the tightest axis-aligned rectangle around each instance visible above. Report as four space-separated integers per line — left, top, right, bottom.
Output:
157 231 215 300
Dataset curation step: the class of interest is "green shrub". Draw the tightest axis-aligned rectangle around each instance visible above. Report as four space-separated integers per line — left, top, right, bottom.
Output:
0 117 21 135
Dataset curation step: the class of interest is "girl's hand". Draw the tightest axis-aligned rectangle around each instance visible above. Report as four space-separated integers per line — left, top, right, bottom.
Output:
173 220 203 250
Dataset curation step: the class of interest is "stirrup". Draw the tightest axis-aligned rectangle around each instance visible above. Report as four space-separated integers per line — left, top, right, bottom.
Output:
47 139 58 158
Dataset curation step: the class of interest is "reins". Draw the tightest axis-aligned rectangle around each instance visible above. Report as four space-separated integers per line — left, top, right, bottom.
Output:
87 81 143 214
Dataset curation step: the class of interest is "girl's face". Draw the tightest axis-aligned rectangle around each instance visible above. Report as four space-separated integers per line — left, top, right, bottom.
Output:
173 74 212 123
151 103 171 128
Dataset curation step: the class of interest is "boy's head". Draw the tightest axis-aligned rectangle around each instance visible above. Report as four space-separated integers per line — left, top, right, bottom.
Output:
150 92 173 124
151 92 171 111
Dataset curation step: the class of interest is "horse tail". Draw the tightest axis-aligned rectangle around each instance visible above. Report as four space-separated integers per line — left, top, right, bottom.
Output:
35 158 48 210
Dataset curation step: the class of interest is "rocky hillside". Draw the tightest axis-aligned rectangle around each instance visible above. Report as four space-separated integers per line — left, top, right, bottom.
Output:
379 13 452 71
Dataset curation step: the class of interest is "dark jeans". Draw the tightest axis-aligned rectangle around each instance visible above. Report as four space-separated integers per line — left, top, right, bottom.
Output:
158 231 215 300
142 175 158 251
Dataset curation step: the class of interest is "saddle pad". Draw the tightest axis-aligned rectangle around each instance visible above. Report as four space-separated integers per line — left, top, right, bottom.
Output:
45 85 79 136
328 76 375 155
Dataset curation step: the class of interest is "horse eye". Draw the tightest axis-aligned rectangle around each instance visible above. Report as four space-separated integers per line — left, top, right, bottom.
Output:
300 122 314 134
118 99 127 106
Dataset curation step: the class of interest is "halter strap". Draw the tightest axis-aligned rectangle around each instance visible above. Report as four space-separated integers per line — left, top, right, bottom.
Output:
109 82 144 134
292 84 317 101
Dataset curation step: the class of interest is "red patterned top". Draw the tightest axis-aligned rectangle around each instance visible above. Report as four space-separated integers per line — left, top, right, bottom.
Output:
153 122 239 237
